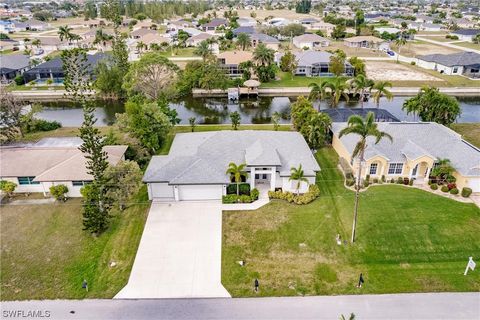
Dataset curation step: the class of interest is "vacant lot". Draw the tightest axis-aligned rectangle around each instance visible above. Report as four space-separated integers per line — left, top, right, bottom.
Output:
391 40 461 57
365 61 443 82
222 147 480 297
454 42 480 51
1 189 150 300
451 123 480 148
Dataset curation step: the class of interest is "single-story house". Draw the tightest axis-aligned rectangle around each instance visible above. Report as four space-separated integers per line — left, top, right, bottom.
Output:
250 33 280 50
298 18 319 27
0 39 20 51
266 17 291 27
450 29 480 42
166 19 194 34
143 131 320 201
0 53 30 83
293 33 330 49
332 122 480 193
202 18 228 32
0 20 14 33
344 36 389 50
217 50 253 78
416 51 480 79
415 14 435 23
420 23 443 32
309 21 335 36
186 32 216 47
275 50 354 77
364 13 390 23
375 27 401 36
22 19 50 31
130 28 157 39
0 138 128 197
23 52 108 83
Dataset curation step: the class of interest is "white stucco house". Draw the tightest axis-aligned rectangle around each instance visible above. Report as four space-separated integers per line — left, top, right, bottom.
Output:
293 33 330 49
416 51 480 79
143 131 320 201
0 138 127 197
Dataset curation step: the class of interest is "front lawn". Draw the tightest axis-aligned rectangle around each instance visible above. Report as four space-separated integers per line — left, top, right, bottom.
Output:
222 147 480 297
0 188 150 300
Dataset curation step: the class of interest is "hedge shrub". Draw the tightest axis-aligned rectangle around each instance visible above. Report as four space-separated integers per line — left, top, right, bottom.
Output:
222 187 259 204
461 187 472 198
346 178 355 187
430 183 438 190
268 184 320 205
441 185 449 192
226 183 250 195
49 184 69 201
449 188 459 195
397 177 404 184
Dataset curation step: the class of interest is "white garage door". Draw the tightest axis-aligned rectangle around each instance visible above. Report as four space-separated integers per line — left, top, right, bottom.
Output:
468 178 480 192
150 183 175 200
178 185 222 201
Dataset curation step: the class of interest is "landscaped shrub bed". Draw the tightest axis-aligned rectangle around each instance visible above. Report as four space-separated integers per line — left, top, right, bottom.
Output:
268 184 320 205
226 183 250 195
461 187 472 198
222 188 259 204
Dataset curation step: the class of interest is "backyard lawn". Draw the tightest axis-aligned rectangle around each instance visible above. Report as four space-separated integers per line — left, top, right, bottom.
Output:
451 123 480 148
0 188 150 300
222 147 480 297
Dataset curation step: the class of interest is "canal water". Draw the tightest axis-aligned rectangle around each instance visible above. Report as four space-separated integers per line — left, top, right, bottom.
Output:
36 96 480 126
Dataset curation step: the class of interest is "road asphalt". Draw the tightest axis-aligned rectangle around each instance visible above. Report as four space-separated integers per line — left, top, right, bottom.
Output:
2 293 479 320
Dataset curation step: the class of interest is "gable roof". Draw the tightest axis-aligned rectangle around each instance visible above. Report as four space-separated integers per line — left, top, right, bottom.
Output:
24 52 108 74
293 33 329 43
217 50 253 65
0 53 30 73
250 33 279 44
417 51 480 67
331 122 480 177
143 131 320 184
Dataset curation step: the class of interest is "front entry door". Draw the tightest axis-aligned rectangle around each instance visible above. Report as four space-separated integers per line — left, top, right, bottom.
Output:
412 164 418 177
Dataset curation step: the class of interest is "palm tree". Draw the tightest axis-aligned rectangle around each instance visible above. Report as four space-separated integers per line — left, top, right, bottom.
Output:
23 38 30 47
323 77 350 107
253 43 274 66
394 37 407 61
31 38 41 48
136 41 146 54
93 29 112 49
226 163 248 196
308 80 328 111
339 112 393 243
289 165 309 195
306 112 332 150
371 81 393 108
58 25 74 42
236 32 251 50
194 40 213 61
350 74 374 108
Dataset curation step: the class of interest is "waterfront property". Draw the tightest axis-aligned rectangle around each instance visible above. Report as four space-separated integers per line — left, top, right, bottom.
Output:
0 138 127 197
275 50 354 77
23 52 108 83
0 53 30 84
416 52 480 79
331 122 480 192
217 51 253 78
143 131 320 201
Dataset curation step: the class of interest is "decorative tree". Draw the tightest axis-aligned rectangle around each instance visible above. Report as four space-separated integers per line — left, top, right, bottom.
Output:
289 165 309 195
104 160 143 210
226 162 248 196
230 111 241 130
371 81 393 108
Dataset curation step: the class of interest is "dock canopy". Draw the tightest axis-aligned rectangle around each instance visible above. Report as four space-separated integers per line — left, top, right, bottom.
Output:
243 79 261 88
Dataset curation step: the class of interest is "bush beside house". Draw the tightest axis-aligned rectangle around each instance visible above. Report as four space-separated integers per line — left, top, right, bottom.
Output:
223 187 259 204
268 184 320 205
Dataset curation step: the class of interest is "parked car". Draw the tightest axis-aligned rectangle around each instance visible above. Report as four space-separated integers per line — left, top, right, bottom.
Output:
386 50 395 56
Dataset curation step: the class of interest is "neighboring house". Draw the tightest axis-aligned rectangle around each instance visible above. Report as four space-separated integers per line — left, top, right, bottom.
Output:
298 18 319 28
202 18 228 32
416 51 480 79
364 13 390 23
275 50 354 77
134 33 171 51
22 19 50 31
143 131 320 201
0 39 20 51
35 36 72 52
0 53 30 83
233 26 255 35
250 33 280 50
375 27 401 36
450 29 480 41
0 138 128 197
266 17 291 27
420 23 443 32
293 33 330 49
415 14 435 23
23 52 108 83
309 21 335 36
332 122 480 193
130 28 157 39
186 32 216 47
217 50 253 77
237 17 257 27
166 19 194 34
0 20 14 32
344 36 389 50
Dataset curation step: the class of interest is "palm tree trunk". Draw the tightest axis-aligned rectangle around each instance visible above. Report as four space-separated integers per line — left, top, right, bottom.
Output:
360 89 364 109
351 149 365 243
237 182 239 196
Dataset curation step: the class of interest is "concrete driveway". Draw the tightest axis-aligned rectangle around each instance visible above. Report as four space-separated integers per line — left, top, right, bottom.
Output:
115 201 230 299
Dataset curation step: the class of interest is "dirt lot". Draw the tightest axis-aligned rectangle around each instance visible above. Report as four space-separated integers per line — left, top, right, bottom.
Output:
365 61 443 82
391 40 461 57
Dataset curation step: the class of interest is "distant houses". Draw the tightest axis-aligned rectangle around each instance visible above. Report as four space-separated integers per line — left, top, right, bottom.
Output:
344 36 389 50
450 29 480 42
293 34 330 49
0 53 30 83
250 33 280 50
416 52 480 79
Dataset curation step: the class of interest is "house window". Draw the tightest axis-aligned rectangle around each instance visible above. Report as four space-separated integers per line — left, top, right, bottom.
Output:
388 163 403 175
17 176 40 185
453 67 458 73
72 180 92 186
369 163 378 175
470 68 479 73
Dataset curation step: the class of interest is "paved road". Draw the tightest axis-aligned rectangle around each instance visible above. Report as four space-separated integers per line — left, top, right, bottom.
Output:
2 293 479 320
115 202 230 299
415 36 480 54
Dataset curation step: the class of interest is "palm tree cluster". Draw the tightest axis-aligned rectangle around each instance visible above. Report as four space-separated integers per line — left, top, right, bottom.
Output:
308 75 393 109
58 25 81 44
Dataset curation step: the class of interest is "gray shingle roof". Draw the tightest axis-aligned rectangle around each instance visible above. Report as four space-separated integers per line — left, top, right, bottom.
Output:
143 131 320 184
331 122 480 176
417 51 480 67
0 53 29 73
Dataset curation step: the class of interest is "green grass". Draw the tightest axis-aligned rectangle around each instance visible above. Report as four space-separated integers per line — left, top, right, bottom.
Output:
451 123 480 148
0 187 150 300
222 147 480 297
158 47 198 58
454 42 480 50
